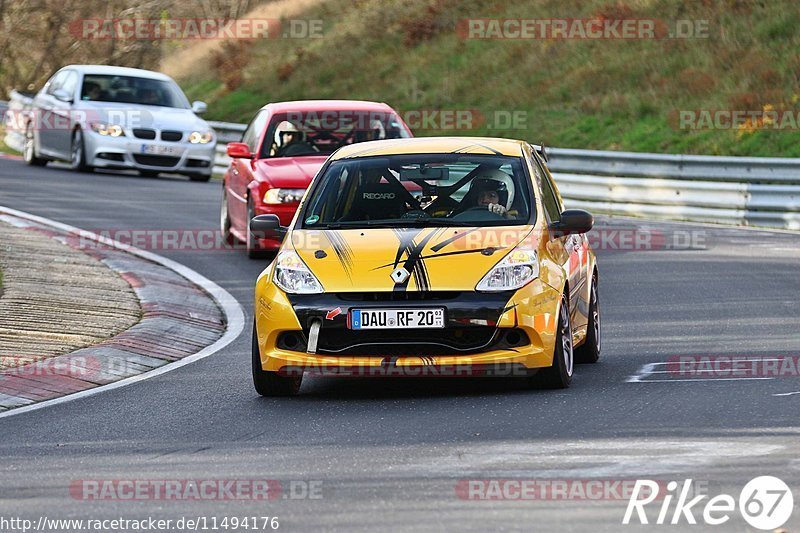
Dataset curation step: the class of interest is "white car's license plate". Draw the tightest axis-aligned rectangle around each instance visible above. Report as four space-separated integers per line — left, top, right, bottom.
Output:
350 308 445 330
140 144 181 156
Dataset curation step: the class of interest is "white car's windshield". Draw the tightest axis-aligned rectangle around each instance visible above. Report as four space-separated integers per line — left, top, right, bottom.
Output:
302 154 534 229
80 74 190 109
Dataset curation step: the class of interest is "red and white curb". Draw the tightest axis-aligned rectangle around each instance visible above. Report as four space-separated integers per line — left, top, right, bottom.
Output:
0 206 245 419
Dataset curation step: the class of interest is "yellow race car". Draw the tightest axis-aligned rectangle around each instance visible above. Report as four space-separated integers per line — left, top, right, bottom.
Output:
251 137 600 395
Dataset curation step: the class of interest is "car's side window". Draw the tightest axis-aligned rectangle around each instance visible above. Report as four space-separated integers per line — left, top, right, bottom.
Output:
539 170 562 223
242 110 269 154
525 147 561 223
59 71 78 99
45 71 69 95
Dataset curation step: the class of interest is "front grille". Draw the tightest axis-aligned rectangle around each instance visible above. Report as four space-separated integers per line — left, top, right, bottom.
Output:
132 128 156 139
161 130 182 142
133 155 180 167
278 328 529 356
337 292 461 302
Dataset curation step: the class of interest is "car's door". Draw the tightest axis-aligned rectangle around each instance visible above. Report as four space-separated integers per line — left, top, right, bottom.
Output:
529 148 588 333
228 109 269 230
35 70 69 157
50 70 78 157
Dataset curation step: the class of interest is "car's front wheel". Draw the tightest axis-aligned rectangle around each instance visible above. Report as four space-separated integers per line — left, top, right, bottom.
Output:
246 197 270 259
23 123 47 166
70 129 91 172
575 272 600 364
220 188 236 246
534 291 573 389
252 321 302 396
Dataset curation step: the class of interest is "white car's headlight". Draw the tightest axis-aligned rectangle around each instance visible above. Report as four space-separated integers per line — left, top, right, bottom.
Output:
476 248 539 292
90 123 125 137
273 250 323 294
264 188 306 204
188 131 213 144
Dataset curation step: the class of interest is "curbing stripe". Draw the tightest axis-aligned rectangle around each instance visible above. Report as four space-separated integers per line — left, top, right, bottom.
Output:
0 206 245 420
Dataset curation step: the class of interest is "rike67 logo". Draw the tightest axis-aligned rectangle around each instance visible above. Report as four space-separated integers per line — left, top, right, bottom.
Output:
623 476 794 530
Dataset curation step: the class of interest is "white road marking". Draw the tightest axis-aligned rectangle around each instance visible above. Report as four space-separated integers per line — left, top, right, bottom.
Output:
628 357 792 383
0 206 246 420
773 391 800 397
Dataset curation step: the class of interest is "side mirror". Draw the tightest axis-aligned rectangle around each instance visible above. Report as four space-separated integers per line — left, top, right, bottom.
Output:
191 101 207 114
250 214 287 241
227 142 253 159
53 89 73 103
549 209 593 237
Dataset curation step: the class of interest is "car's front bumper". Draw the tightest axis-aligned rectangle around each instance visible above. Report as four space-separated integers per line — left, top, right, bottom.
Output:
254 275 563 376
84 130 216 175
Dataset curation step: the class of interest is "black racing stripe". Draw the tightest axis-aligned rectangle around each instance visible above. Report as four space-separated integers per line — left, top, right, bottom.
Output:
391 228 440 292
502 303 518 313
430 228 480 252
326 231 354 279
451 142 504 156
371 245 509 271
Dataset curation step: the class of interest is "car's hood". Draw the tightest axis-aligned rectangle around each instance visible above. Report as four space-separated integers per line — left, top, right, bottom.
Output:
254 156 328 188
291 226 535 292
75 101 209 131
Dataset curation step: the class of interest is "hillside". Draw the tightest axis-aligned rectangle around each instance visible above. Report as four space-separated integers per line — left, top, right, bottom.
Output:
172 0 800 156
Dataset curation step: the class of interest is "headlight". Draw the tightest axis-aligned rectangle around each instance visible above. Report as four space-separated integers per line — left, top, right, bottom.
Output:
264 188 306 204
476 248 539 292
273 250 323 294
188 131 213 144
90 123 124 137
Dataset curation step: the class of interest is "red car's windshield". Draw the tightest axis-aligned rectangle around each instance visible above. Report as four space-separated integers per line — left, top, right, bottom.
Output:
260 110 410 158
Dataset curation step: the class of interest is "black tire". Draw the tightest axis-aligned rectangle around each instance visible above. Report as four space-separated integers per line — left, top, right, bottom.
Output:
69 129 91 172
220 187 236 246
534 291 573 389
188 173 212 182
23 123 47 166
246 197 270 259
252 321 302 396
575 272 601 364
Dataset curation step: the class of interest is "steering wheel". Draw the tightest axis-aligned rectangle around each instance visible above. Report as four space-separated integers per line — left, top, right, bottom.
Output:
451 205 505 221
401 210 430 220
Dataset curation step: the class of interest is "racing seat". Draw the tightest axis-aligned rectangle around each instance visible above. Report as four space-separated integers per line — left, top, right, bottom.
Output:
341 181 408 221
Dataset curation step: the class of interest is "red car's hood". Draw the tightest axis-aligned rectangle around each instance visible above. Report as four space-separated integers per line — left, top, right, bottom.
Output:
254 156 328 187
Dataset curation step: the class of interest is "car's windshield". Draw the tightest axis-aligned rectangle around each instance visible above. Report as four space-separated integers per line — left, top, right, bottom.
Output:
261 111 410 158
80 74 190 108
301 154 533 229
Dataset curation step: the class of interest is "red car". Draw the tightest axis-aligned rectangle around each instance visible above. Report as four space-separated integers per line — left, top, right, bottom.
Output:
220 100 413 257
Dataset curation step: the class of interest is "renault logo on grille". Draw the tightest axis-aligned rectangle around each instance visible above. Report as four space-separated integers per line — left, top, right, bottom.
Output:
390 267 410 283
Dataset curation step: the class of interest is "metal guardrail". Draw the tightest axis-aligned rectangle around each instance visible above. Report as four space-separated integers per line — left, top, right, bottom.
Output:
207 120 246 176
545 148 800 229
3 90 34 153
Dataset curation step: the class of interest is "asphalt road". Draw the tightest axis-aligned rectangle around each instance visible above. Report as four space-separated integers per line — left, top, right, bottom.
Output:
1 160 799 532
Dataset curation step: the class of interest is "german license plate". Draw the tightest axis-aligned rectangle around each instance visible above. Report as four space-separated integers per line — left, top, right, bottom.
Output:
140 144 181 156
350 308 445 330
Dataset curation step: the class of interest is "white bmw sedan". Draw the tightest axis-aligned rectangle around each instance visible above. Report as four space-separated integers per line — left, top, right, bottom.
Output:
23 64 216 181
